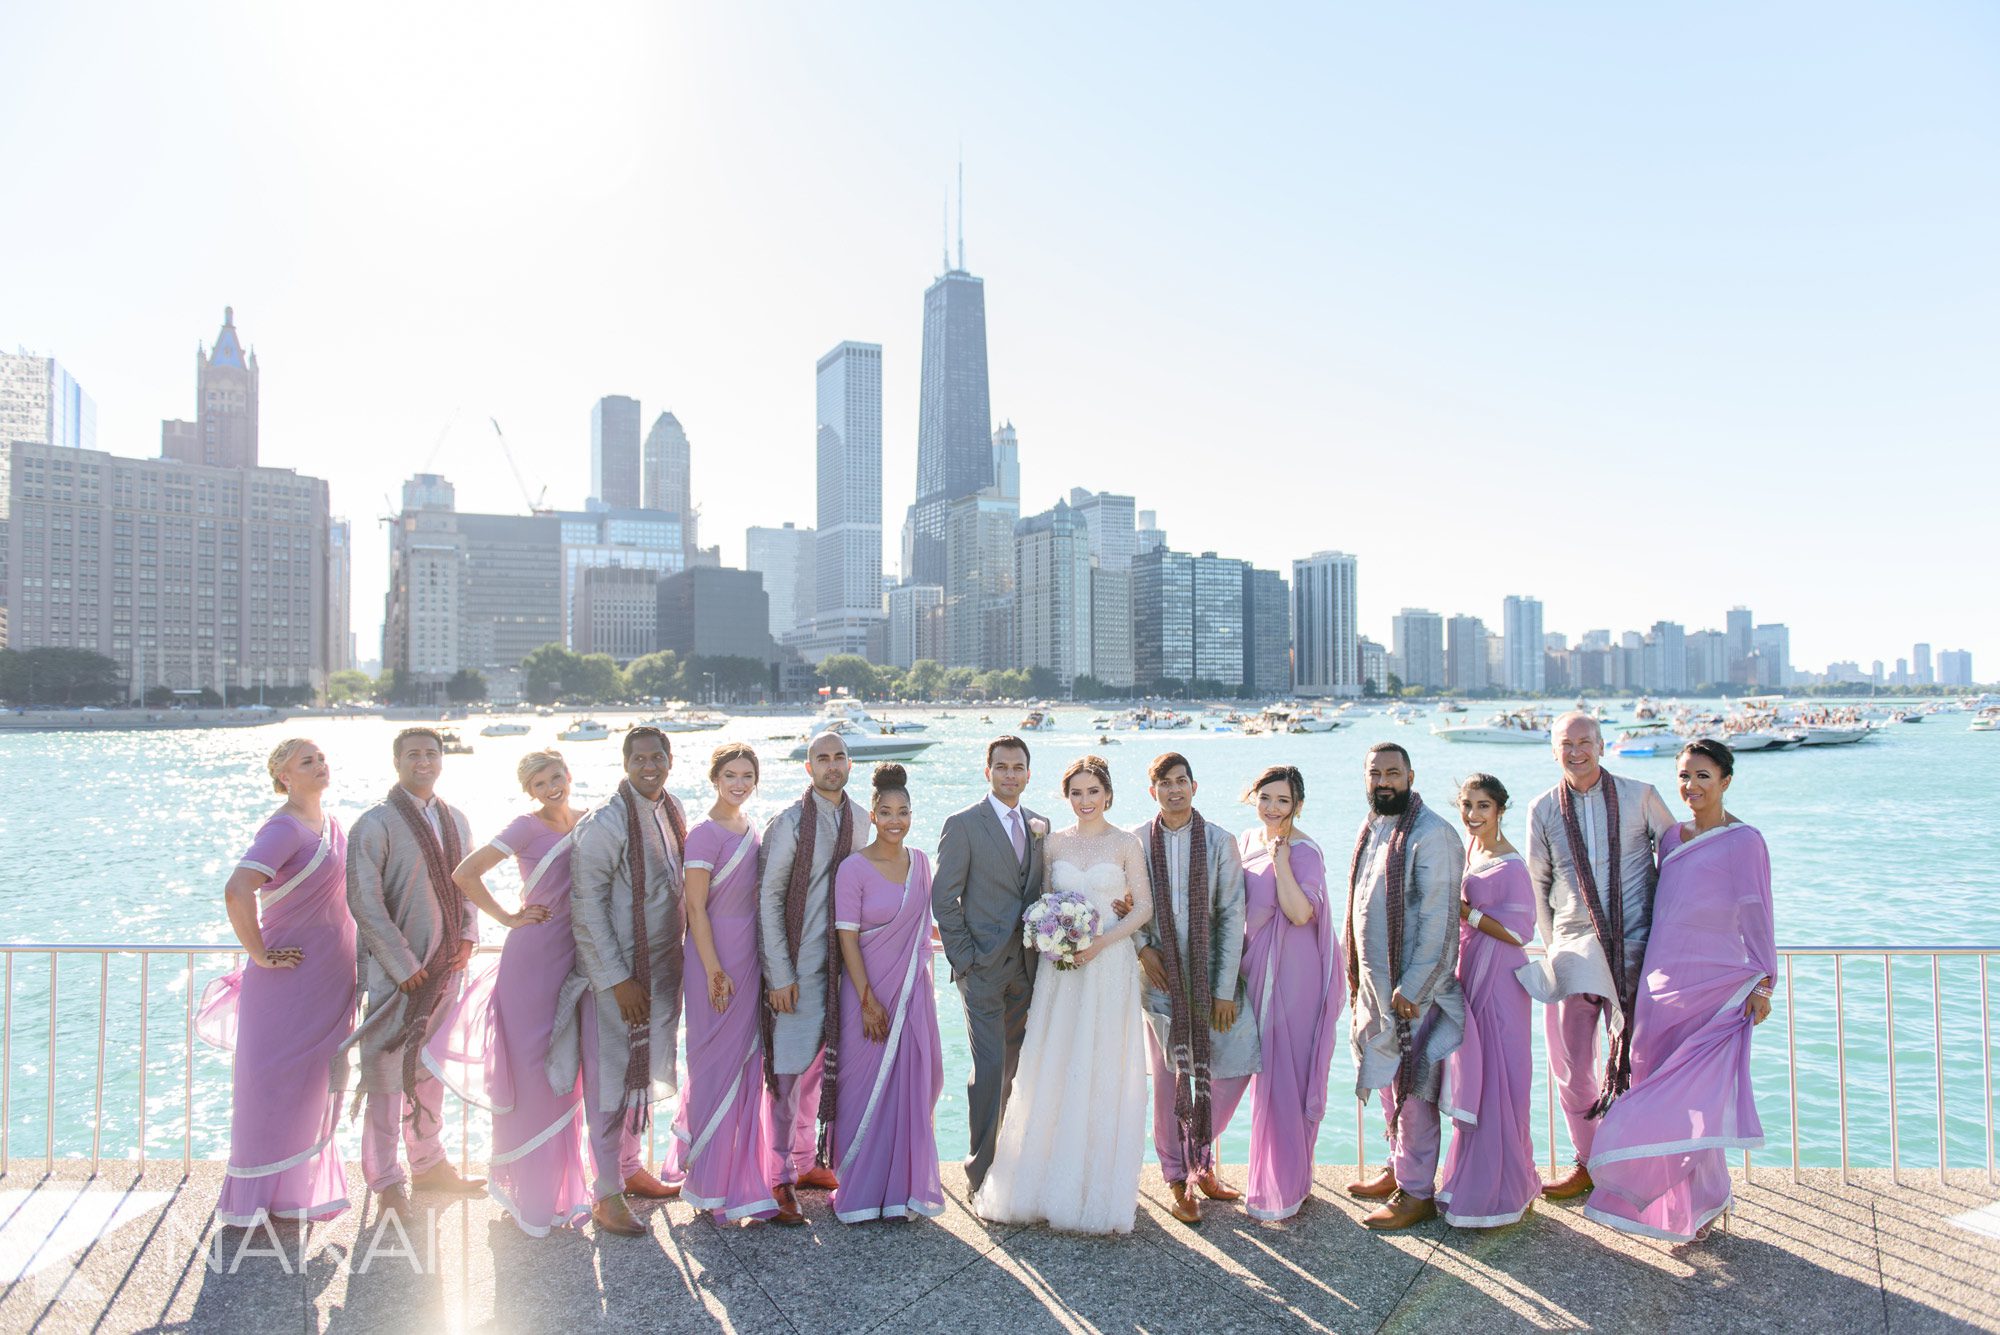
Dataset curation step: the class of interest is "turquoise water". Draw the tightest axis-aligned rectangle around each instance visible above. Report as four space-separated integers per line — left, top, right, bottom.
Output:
0 706 1994 1173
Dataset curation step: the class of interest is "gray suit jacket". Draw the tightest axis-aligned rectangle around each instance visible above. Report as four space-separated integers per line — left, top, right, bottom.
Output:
1133 812 1262 1079
338 794 477 1095
550 790 687 1112
931 798 1046 986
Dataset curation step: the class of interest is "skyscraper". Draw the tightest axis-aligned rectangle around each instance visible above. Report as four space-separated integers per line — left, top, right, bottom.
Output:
1752 623 1792 688
1 349 96 529
642 411 692 541
941 424 1019 669
1014 500 1092 689
327 519 353 673
590 395 642 505
1242 567 1291 696
1391 609 1446 691
1726 606 1755 684
1066 486 1139 687
746 522 816 639
887 583 944 669
808 341 885 661
911 190 992 586
1645 620 1687 692
1913 642 1934 686
161 307 258 470
1446 614 1488 691
1291 551 1359 698
1937 649 1973 687
1134 548 1245 691
1502 595 1545 693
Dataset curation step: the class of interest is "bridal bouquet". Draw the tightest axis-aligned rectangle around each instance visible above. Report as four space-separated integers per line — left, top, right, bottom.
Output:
1023 888 1101 971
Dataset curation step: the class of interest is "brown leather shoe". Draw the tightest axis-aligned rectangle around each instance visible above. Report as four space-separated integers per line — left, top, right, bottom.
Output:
591 1193 646 1237
1347 1167 1398 1200
1541 1165 1594 1201
624 1168 681 1200
1362 1189 1437 1231
796 1165 839 1191
375 1183 412 1223
1168 1179 1202 1226
772 1183 806 1227
1195 1169 1243 1202
410 1163 487 1196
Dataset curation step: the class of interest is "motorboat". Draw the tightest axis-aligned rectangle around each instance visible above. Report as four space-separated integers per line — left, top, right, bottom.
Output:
1435 701 1468 714
438 729 474 755
480 721 531 737
637 709 727 733
788 718 938 762
814 701 926 734
1105 707 1193 731
558 718 610 742
1431 711 1551 744
1970 710 1998 733
1020 709 1057 732
1795 725 1873 747
1609 722 1679 757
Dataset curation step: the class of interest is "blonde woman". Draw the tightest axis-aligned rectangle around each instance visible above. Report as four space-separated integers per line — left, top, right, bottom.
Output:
199 739 358 1229
423 749 596 1235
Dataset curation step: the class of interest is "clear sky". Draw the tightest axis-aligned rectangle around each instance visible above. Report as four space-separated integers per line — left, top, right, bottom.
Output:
4 2 1996 675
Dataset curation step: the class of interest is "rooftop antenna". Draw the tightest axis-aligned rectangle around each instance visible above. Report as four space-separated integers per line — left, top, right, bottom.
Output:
956 150 965 271
942 193 950 274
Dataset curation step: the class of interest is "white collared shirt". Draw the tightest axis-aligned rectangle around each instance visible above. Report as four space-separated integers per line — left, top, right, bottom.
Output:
988 792 1026 853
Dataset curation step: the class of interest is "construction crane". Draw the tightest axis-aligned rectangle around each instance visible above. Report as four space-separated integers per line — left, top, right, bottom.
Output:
489 417 550 513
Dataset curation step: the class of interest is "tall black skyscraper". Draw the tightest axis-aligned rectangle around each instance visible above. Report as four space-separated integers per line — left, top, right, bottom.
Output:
911 170 992 585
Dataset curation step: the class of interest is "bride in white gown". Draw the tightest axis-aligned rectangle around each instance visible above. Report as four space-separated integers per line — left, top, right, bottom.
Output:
974 756 1154 1234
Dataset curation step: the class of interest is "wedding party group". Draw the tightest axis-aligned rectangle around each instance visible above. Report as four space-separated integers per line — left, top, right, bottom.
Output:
201 711 1774 1246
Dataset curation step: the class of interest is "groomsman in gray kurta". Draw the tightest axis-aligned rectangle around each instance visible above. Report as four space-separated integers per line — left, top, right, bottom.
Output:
1133 752 1259 1226
757 729 866 1225
1345 742 1464 1230
339 726 485 1219
932 736 1046 1196
1520 711 1674 1200
550 726 688 1237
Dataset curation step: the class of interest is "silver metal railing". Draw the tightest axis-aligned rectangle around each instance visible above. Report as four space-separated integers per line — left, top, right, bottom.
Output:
0 942 1993 1186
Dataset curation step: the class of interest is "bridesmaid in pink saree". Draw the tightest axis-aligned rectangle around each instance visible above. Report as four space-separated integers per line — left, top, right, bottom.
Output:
1236 764 1343 1221
423 749 594 1236
1587 740 1775 1242
828 763 946 1224
203 738 358 1228
1436 773 1541 1229
658 742 780 1223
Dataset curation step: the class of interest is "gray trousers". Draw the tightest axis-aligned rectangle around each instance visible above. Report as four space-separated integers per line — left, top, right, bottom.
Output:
955 958 1033 1193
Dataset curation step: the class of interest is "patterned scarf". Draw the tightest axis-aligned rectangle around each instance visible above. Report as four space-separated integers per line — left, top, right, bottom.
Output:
1148 810 1214 1178
1556 772 1632 1116
384 786 465 1133
1345 791 1426 1121
759 790 854 1115
616 780 687 1132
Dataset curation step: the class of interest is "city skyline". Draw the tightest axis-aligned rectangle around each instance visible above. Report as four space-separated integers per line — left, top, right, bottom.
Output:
3 6 1997 672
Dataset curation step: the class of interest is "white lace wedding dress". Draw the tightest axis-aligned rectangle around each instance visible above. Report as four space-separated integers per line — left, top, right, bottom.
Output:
973 826 1154 1234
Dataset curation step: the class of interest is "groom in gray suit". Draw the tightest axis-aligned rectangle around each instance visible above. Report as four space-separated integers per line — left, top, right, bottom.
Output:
932 735 1047 1194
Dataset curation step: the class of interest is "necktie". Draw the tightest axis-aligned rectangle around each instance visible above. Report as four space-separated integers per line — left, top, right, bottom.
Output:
1008 808 1026 861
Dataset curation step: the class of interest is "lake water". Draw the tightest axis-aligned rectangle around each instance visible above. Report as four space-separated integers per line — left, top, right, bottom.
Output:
1 704 1994 1174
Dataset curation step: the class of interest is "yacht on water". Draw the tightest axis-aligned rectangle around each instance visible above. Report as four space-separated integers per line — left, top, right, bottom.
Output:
437 729 474 755
788 717 938 762
1431 710 1552 744
1019 709 1057 732
480 721 531 737
558 718 610 742
813 701 927 734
